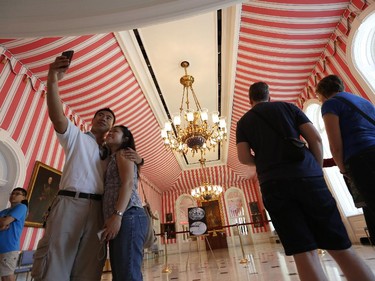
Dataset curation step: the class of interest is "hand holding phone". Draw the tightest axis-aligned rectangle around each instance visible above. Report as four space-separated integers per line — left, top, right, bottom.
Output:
61 50 74 64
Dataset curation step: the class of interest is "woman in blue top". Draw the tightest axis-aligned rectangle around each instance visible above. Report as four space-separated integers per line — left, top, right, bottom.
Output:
101 125 148 281
316 74 375 215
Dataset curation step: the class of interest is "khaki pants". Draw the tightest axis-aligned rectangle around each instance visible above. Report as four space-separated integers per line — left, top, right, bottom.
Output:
32 195 105 281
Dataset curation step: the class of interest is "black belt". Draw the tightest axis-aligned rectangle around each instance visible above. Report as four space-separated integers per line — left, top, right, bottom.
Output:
58 190 102 201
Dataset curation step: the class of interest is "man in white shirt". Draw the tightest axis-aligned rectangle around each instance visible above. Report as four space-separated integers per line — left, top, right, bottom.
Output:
31 55 142 281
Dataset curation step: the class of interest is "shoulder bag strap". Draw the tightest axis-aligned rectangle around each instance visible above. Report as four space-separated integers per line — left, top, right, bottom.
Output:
138 174 148 204
333 96 375 126
138 174 158 220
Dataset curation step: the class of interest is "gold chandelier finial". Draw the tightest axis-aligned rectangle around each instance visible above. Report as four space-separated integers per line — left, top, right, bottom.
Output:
160 61 227 159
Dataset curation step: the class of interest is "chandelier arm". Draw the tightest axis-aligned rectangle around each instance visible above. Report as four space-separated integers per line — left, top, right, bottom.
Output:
179 86 186 114
190 86 203 112
185 86 190 111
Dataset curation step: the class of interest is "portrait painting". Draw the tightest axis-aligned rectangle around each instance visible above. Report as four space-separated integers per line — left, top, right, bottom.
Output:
25 161 62 227
201 200 222 230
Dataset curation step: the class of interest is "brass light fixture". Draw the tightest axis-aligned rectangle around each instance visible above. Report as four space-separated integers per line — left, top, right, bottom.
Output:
191 158 223 201
160 61 227 160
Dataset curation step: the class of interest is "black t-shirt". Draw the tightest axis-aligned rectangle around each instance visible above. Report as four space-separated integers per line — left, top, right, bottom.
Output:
236 101 323 184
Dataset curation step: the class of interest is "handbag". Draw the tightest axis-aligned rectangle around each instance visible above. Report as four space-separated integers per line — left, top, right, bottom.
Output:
343 176 366 208
251 109 306 162
139 175 157 249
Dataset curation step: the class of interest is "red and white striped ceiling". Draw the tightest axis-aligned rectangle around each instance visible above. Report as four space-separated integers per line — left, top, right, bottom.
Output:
0 0 355 193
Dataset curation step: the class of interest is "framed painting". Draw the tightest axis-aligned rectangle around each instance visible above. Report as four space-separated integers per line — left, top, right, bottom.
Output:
201 200 223 230
251 213 264 228
25 161 62 227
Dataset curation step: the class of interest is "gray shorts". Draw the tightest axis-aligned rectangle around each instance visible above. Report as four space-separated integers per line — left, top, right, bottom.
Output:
0 251 20 277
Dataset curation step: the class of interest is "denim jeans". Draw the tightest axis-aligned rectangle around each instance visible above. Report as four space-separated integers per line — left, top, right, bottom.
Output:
109 207 148 281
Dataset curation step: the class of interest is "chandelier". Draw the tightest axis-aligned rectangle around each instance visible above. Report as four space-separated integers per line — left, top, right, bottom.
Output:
160 61 227 159
191 158 223 201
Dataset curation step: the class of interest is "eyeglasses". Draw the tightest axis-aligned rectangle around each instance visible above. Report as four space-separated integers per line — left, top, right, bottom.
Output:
10 192 24 196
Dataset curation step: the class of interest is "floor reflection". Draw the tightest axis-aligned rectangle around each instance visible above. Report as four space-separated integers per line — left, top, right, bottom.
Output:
99 243 375 281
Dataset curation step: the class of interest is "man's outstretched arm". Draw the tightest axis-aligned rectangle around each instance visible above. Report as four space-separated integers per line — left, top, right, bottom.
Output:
46 56 71 134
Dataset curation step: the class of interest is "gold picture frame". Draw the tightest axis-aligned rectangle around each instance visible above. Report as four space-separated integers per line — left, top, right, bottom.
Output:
25 161 62 228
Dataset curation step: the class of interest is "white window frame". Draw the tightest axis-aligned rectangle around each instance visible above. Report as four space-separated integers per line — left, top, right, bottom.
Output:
347 3 375 104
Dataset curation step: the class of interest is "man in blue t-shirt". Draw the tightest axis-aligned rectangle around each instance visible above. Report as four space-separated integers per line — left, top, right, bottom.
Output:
0 187 28 281
236 82 375 281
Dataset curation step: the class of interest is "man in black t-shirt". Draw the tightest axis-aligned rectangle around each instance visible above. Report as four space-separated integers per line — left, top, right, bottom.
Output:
236 82 375 281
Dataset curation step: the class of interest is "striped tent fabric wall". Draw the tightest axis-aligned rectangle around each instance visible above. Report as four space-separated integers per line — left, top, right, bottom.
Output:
0 42 164 250
1 48 65 250
300 0 374 106
3 0 373 250
0 33 182 191
227 0 351 178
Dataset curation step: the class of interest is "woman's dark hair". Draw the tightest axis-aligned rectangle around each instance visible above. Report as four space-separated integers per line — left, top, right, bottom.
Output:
316 74 345 98
100 125 136 160
113 125 140 173
115 125 136 151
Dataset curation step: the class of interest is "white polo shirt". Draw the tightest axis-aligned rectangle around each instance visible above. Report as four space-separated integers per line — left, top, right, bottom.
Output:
56 117 104 194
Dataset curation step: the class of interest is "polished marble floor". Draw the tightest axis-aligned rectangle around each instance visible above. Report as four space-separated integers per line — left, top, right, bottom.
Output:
101 242 375 281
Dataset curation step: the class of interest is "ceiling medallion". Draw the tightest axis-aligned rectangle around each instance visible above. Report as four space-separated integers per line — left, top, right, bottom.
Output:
160 61 227 160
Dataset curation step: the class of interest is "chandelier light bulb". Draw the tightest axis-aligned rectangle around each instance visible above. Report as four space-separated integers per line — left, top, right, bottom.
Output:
219 117 226 128
212 111 219 123
186 109 194 122
200 108 208 121
161 129 167 138
172 113 181 126
164 121 172 132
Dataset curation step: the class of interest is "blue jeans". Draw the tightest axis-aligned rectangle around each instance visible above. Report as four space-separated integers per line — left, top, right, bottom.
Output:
109 207 148 281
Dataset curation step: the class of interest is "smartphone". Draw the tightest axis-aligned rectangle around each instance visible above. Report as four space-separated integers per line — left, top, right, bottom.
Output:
61 50 74 64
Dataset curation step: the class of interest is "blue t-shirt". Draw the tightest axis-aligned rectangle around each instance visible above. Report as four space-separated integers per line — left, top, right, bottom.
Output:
236 102 323 184
0 203 28 253
321 92 375 162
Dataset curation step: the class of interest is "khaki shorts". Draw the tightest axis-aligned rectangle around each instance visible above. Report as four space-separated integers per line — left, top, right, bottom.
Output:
0 251 20 277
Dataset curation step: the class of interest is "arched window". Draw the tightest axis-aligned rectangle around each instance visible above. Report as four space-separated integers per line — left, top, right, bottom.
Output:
175 194 197 242
304 100 362 217
225 187 248 235
0 129 26 209
347 3 375 103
